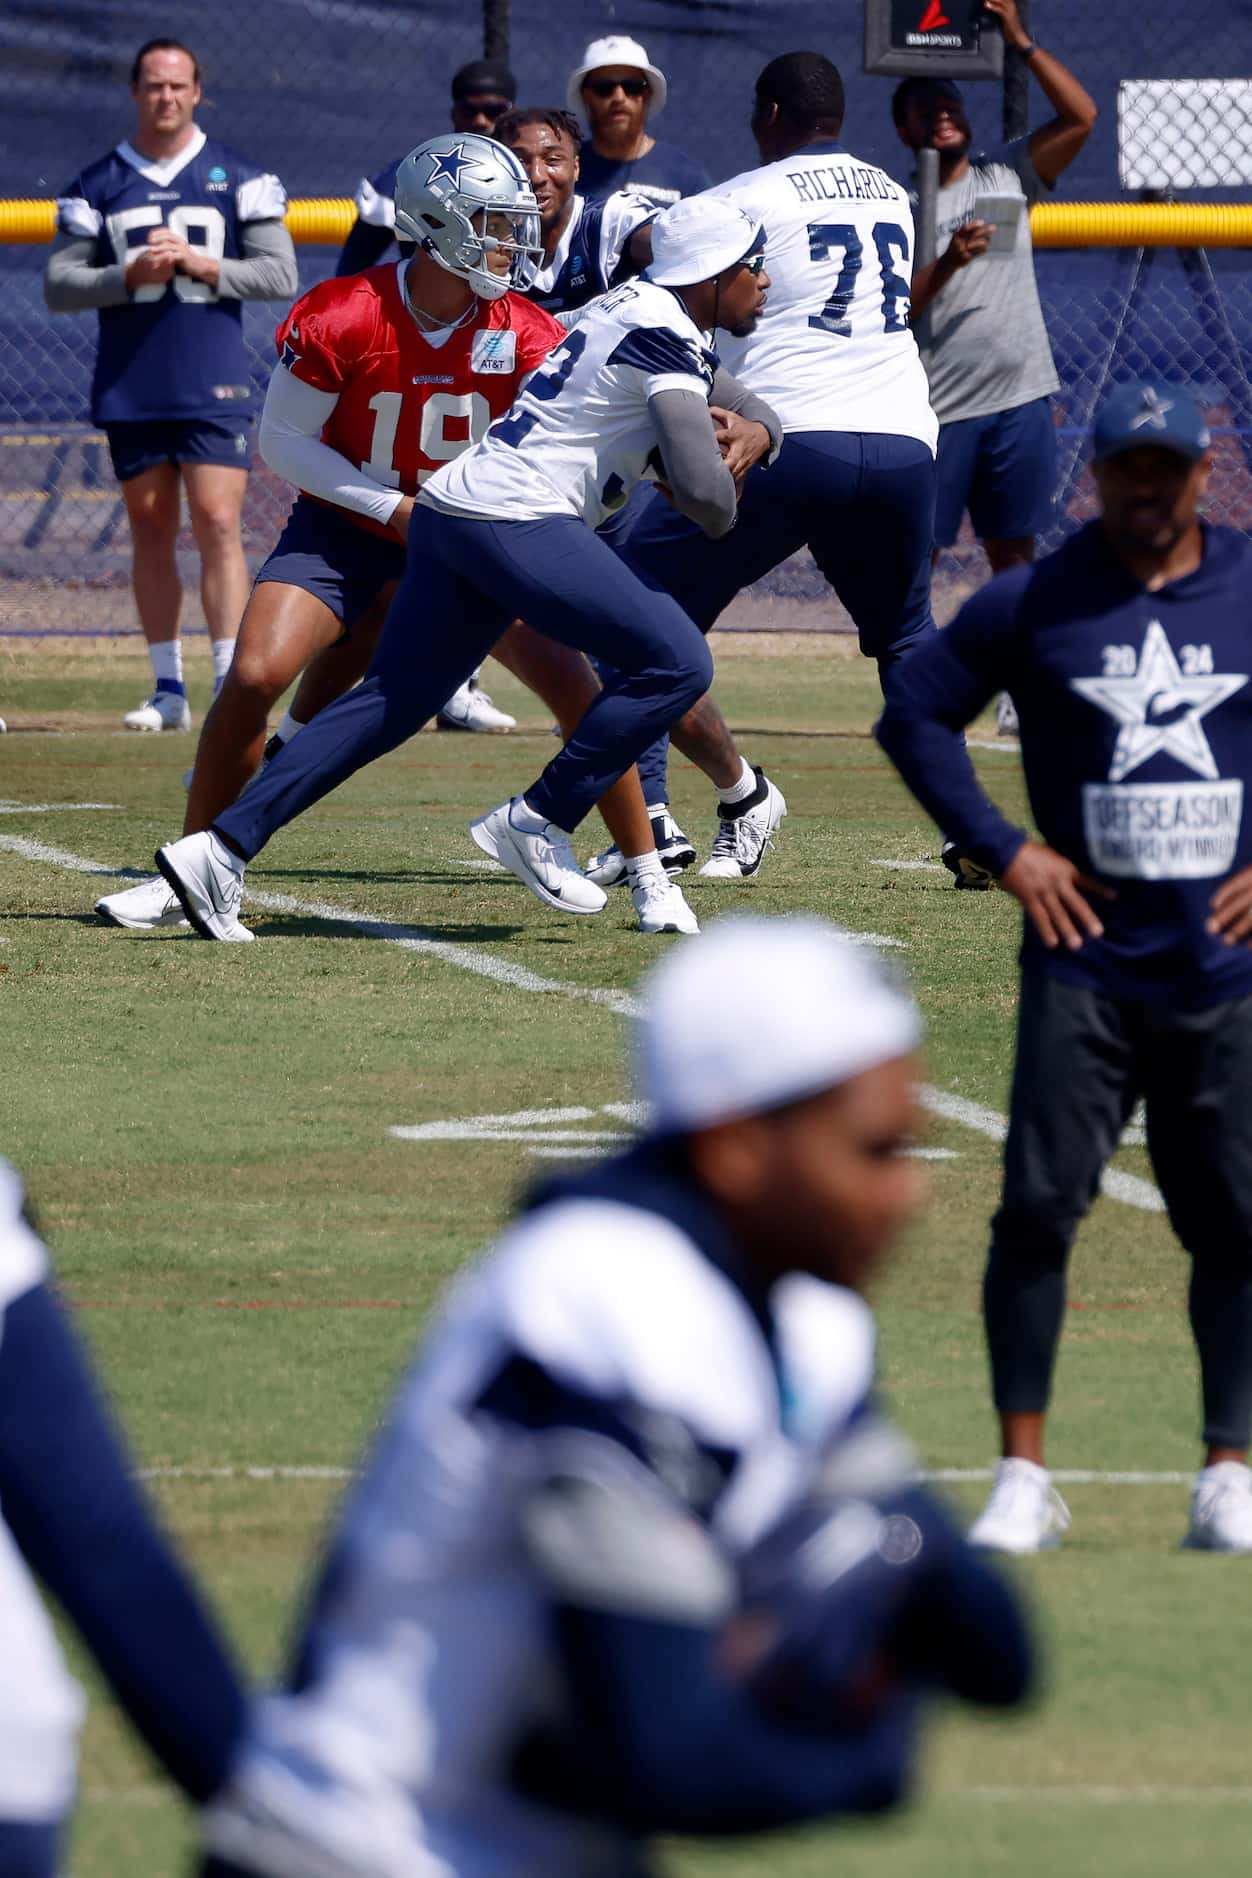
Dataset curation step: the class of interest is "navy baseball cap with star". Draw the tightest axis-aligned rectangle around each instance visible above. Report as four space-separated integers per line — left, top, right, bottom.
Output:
1092 382 1211 464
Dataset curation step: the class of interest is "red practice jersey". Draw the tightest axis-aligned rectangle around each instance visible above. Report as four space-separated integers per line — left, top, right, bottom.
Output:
274 262 564 538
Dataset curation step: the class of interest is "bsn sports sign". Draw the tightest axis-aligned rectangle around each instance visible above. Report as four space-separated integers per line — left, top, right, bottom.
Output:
864 0 1004 78
892 0 982 52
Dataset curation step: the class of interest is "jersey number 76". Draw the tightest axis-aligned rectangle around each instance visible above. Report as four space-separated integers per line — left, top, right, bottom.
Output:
807 221 912 337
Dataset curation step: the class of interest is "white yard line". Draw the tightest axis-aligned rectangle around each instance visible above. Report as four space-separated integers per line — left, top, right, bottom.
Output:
0 801 120 815
966 737 1021 754
3 834 1158 1208
135 1463 1202 1485
869 856 946 872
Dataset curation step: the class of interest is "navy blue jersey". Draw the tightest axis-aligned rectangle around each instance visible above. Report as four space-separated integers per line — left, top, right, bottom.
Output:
518 191 653 315
57 130 287 424
576 139 712 209
877 521 1252 1006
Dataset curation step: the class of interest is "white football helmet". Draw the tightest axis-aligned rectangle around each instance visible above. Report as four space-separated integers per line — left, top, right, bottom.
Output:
393 133 541 302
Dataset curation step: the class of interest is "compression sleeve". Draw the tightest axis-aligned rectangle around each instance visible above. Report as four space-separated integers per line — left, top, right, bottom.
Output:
516 1606 915 1833
708 366 783 465
0 1280 245 1801
216 218 299 303
875 578 1032 875
648 388 738 539
258 363 405 528
43 235 130 312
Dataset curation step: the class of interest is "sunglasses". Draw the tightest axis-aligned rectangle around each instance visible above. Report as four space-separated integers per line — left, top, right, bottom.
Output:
461 97 512 118
741 252 766 276
584 76 650 99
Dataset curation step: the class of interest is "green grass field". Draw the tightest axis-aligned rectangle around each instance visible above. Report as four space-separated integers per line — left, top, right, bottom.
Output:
2 631 1246 1877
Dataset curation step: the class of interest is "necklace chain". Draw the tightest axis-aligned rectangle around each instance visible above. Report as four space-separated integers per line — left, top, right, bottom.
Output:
404 281 476 334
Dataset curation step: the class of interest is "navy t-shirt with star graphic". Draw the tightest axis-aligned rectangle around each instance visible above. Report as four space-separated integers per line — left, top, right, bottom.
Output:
876 520 1252 1006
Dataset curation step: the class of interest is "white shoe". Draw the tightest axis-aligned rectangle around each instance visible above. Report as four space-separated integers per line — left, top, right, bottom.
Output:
1185 1462 1252 1553
123 689 191 733
437 679 516 733
586 806 697 888
699 770 786 879
94 874 188 930
996 693 1020 736
632 875 699 935
154 831 253 942
470 798 606 915
967 1458 1071 1554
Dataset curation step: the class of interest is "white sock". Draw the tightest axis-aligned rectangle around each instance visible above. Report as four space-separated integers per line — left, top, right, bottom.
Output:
513 796 549 832
626 851 666 892
719 758 758 806
149 639 185 694
211 637 236 692
276 709 305 745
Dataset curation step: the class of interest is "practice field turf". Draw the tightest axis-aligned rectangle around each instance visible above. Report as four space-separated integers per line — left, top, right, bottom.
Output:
2 632 1247 1878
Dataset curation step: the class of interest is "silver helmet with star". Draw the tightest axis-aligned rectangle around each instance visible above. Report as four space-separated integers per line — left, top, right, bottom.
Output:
393 133 541 302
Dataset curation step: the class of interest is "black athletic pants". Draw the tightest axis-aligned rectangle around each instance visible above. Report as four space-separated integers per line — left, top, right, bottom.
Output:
985 968 1252 1450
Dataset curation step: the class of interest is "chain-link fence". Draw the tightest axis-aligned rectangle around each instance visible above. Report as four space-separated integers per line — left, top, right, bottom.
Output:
1 0 1251 633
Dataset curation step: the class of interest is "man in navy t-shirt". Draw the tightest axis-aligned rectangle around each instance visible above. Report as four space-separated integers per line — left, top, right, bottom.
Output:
565 34 711 209
877 382 1252 1557
44 38 297 733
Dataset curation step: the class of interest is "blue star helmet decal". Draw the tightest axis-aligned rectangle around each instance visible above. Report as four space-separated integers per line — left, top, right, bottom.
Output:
426 141 481 190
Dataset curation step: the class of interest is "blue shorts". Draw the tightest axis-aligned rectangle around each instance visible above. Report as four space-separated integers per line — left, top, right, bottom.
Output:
105 414 253 483
253 496 407 629
933 397 1057 547
0 1819 62 1877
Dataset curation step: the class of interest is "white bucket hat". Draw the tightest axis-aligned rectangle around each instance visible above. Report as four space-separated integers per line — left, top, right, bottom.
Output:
646 197 763 287
635 915 922 1135
567 35 668 117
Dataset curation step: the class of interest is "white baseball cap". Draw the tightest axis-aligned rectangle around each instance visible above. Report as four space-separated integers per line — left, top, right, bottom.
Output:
635 915 922 1135
646 197 763 287
567 35 668 116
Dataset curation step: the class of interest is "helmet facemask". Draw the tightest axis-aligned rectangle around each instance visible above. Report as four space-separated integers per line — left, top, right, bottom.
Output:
423 200 542 302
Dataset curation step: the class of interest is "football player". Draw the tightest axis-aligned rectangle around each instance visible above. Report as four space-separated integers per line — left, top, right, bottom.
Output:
152 197 782 940
97 134 692 938
196 918 1033 1878
0 1160 245 1874
589 51 942 885
44 39 298 733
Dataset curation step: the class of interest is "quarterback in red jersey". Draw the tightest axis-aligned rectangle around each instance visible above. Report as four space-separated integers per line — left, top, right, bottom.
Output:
98 131 676 934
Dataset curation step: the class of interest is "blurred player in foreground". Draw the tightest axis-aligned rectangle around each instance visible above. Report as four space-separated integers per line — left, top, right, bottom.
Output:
44 38 297 733
96 135 687 939
198 916 1033 1877
586 51 939 889
153 198 781 941
878 383 1252 1553
0 1161 244 1873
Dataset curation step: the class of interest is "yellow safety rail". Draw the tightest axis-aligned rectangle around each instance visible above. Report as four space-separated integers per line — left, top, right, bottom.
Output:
2 197 1252 249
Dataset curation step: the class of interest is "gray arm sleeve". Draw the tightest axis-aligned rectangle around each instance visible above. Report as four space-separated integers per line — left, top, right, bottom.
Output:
43 236 129 312
708 366 784 465
647 388 738 540
216 218 299 302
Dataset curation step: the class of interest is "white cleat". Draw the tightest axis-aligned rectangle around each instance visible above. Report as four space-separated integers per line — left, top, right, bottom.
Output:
154 831 253 942
437 678 516 733
996 693 1020 736
123 690 192 733
94 874 188 931
586 806 697 888
470 798 606 916
632 875 700 935
699 770 787 879
967 1458 1071 1554
1185 1462 1252 1553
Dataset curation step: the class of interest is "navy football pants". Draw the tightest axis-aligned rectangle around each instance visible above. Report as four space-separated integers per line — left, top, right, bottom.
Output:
214 507 713 860
608 430 937 807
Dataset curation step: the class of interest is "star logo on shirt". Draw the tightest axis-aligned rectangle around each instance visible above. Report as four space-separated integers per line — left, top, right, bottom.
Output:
1071 619 1247 783
426 142 479 191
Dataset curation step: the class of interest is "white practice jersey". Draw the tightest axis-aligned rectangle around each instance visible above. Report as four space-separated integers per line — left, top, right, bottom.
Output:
0 1163 85 1822
706 144 937 450
203 1179 876 1878
422 277 716 531
518 191 654 318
